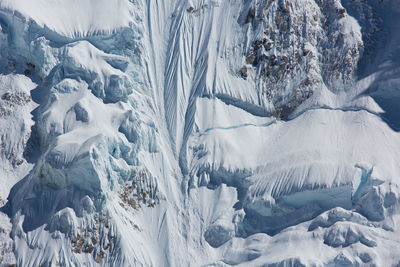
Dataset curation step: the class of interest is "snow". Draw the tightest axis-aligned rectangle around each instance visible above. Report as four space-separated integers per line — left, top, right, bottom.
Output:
0 74 37 200
0 0 135 38
1 0 400 266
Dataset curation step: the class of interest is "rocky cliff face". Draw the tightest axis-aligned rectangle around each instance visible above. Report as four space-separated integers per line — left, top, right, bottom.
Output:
239 0 363 118
0 0 400 266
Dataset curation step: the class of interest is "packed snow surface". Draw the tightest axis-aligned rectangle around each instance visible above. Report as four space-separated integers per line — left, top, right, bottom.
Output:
1 0 400 266
0 0 135 38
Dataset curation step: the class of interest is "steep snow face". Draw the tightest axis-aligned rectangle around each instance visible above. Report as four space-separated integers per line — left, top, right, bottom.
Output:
0 0 135 38
1 0 400 266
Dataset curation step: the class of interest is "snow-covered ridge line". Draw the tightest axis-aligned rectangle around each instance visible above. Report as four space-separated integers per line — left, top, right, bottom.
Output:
1 0 400 266
0 0 136 39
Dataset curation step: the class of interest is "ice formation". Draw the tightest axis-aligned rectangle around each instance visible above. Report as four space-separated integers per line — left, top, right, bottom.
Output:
1 0 400 266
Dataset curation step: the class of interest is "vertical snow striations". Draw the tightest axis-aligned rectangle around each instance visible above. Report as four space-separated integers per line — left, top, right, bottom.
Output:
0 0 400 266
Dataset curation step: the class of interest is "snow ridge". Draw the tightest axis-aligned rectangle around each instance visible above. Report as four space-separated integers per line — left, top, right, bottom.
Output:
1 0 400 266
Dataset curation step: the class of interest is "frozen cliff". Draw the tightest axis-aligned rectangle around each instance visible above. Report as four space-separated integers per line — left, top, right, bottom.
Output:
1 0 400 266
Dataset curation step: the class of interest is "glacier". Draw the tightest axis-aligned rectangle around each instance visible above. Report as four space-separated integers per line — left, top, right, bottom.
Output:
0 0 400 266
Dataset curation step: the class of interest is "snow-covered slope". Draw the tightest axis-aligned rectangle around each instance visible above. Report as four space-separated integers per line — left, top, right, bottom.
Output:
0 0 135 38
1 0 400 266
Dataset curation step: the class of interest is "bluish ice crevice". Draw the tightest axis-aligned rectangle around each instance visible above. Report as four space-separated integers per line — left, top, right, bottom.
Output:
288 105 381 121
202 120 276 134
211 93 271 117
352 165 373 203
